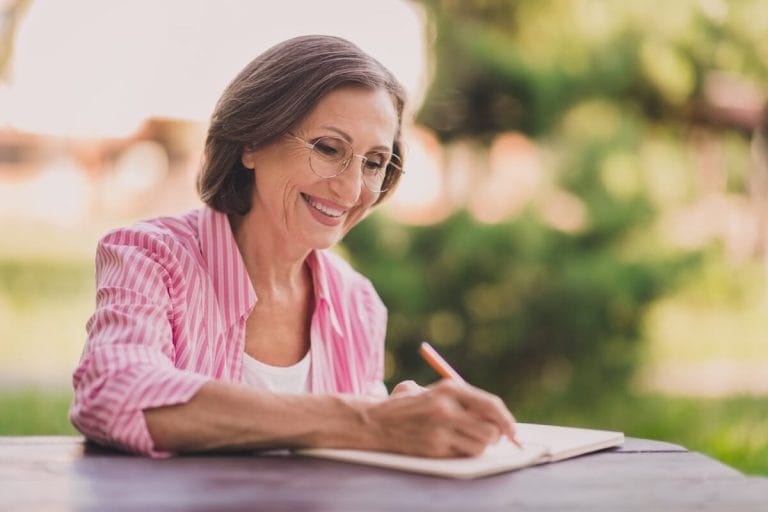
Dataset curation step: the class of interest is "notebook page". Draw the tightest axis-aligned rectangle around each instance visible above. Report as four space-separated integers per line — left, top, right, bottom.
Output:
516 423 624 462
298 440 549 479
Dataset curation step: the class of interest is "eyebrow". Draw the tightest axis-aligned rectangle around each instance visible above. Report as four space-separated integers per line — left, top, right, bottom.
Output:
319 125 392 153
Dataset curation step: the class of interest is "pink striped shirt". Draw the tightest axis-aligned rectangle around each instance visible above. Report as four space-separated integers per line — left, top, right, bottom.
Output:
70 206 388 457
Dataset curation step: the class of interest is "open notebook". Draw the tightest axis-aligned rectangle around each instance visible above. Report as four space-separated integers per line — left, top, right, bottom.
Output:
296 423 624 479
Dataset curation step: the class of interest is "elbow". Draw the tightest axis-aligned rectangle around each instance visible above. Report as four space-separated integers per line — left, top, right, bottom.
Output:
69 369 112 445
70 372 161 457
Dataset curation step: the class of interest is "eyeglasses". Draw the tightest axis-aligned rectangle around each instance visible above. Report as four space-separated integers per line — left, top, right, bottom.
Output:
289 134 403 193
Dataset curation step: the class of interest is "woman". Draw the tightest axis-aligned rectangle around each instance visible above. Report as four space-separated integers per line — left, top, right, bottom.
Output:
70 35 516 458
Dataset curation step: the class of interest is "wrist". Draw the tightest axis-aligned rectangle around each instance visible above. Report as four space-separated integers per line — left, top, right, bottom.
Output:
316 394 383 451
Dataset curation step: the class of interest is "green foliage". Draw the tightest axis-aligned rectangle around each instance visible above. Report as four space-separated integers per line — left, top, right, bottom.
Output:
348 73 701 405
416 0 768 140
344 204 695 406
399 3 766 461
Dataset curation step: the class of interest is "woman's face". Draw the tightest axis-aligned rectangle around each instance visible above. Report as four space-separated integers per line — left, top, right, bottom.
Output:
241 86 399 251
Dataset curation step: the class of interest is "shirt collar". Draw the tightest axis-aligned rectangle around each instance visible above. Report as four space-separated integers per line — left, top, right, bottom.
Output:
307 250 343 337
198 207 342 336
198 207 257 328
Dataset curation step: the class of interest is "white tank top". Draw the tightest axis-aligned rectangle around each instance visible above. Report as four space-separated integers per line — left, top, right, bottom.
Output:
241 351 312 393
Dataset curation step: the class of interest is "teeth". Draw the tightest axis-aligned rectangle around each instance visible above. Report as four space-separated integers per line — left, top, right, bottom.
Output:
303 194 344 218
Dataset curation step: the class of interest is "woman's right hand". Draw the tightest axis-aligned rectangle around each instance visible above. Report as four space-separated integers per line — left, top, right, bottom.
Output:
364 379 517 458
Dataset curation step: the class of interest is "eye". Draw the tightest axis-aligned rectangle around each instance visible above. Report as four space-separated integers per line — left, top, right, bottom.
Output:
312 137 347 161
363 153 389 174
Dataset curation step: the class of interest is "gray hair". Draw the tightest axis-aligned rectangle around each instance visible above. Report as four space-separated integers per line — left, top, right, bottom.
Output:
198 35 407 214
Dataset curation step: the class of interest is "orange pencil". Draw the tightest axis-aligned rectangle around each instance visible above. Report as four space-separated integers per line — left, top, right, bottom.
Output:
419 341 521 448
418 341 467 383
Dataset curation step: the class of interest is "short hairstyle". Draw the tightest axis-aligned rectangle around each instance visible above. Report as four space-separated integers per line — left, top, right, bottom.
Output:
198 35 407 214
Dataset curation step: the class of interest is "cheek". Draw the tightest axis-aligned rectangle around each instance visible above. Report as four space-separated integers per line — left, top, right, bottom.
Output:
359 190 379 212
254 167 299 198
347 194 378 224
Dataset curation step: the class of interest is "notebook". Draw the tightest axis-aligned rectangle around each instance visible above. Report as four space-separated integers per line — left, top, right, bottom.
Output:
296 423 624 479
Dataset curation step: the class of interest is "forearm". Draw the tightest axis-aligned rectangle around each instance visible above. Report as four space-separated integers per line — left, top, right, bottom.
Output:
143 379 517 459
144 379 382 454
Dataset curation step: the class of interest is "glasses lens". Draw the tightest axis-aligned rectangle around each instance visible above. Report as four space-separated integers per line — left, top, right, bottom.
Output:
307 136 402 193
374 153 401 193
360 151 386 192
309 136 351 178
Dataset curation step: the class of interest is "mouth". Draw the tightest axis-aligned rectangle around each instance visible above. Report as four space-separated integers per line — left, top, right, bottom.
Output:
301 193 346 218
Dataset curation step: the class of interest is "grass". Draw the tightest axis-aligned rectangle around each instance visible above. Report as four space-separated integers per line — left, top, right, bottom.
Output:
0 258 94 382
644 257 768 364
521 392 768 476
0 388 77 435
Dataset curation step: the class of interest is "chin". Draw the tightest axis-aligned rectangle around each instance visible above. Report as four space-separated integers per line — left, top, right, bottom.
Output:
300 214 362 250
311 239 338 250
303 231 345 251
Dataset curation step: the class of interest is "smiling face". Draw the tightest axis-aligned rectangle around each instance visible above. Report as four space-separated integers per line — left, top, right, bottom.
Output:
240 86 399 251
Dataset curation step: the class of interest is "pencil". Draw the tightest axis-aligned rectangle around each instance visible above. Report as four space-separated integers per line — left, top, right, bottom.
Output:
418 341 521 448
418 341 467 383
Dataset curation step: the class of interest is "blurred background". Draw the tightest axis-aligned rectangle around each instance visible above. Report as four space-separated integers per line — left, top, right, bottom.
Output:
1 0 767 474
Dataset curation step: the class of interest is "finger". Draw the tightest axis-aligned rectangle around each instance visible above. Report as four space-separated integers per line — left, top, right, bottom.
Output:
453 417 502 446
415 425 487 458
417 388 502 447
390 380 425 396
368 389 501 457
437 381 517 439
446 429 491 457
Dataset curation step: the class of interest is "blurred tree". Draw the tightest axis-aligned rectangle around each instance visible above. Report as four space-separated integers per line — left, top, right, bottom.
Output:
344 0 767 408
346 172 696 409
416 0 768 141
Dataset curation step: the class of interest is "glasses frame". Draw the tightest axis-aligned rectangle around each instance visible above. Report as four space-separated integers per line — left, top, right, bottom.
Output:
288 133 403 193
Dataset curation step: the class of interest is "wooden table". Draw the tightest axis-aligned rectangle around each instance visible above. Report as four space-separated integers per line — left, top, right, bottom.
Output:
1 436 766 511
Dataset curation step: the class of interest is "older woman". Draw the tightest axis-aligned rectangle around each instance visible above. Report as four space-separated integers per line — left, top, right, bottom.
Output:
70 35 516 458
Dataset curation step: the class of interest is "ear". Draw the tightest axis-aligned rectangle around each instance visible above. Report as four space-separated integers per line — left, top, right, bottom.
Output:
241 145 257 170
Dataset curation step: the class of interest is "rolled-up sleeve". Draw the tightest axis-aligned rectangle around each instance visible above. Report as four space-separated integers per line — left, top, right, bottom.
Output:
70 230 209 457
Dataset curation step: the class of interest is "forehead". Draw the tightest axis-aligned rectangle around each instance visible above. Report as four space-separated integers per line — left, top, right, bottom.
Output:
299 86 399 144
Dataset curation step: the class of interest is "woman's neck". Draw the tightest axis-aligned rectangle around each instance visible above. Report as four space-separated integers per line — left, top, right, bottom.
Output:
228 212 312 299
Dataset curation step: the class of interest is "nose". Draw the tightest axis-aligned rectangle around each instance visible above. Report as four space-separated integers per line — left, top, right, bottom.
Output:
329 155 366 203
